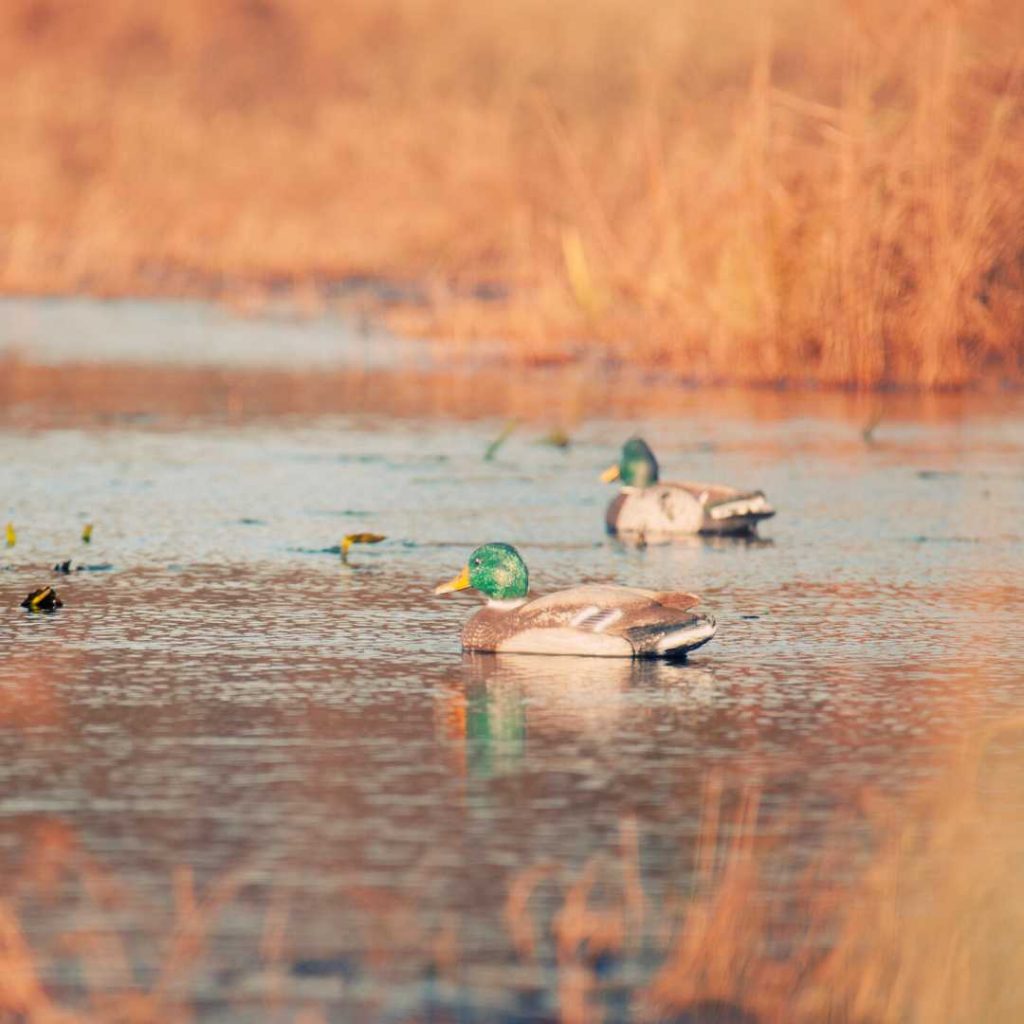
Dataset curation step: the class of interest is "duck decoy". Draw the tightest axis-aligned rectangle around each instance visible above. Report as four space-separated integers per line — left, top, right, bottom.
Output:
601 438 774 537
434 543 716 658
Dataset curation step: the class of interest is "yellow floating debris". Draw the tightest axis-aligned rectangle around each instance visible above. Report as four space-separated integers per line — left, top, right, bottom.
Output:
82 523 93 543
341 532 387 563
5 522 14 548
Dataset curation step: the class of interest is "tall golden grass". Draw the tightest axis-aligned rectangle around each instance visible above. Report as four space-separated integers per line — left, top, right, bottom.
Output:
641 728 1024 1022
2 0 1024 388
3 726 1022 1021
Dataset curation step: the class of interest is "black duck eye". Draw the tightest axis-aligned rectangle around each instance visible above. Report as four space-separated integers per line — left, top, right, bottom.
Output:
472 558 482 567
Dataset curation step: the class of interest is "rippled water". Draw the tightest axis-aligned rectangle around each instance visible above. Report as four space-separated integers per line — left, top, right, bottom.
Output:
2 300 1023 1020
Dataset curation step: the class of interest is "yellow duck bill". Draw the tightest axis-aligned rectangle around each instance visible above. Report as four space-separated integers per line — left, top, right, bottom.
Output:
434 566 471 594
599 464 621 482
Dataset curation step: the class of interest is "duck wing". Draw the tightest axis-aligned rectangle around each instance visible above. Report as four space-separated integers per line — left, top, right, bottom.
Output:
656 482 774 535
673 481 774 517
523 584 700 618
465 585 715 658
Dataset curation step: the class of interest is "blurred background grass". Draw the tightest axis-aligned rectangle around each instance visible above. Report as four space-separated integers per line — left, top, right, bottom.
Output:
2 0 1023 387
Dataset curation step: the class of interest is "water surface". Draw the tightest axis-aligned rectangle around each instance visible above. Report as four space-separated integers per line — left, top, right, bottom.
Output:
2 299 1023 1020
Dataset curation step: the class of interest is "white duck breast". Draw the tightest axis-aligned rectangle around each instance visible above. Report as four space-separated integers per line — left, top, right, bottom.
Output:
611 485 706 534
460 584 716 659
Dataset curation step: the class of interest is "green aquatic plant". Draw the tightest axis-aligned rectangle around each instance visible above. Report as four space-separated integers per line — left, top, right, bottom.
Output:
484 420 519 461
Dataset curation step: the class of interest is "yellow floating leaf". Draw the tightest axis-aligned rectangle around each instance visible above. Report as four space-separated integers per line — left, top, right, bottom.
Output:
341 533 387 562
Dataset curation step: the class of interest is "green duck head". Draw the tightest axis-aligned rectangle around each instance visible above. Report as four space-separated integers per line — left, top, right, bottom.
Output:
600 437 659 487
434 543 529 600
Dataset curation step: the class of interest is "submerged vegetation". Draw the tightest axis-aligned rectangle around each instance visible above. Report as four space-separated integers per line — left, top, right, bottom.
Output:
3 0 1023 388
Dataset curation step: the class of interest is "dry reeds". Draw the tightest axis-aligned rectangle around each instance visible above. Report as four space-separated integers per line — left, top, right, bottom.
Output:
2 1 1024 384
799 721 1024 1023
641 730 1024 1023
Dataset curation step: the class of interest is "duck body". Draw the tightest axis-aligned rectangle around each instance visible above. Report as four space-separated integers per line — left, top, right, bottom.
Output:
435 544 716 660
462 585 716 658
602 438 775 537
606 482 775 538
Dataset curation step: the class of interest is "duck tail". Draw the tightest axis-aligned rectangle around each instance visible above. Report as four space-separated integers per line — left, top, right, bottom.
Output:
705 491 775 526
628 613 717 659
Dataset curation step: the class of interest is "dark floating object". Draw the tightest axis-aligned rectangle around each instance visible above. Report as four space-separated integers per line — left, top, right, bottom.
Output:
290 954 358 980
909 535 980 545
305 509 370 519
52 560 113 574
21 586 63 612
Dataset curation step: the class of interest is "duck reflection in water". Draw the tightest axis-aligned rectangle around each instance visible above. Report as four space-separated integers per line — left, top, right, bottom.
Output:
436 653 715 778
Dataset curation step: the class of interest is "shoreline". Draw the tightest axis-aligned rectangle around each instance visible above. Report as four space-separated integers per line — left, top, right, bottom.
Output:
3 289 1024 400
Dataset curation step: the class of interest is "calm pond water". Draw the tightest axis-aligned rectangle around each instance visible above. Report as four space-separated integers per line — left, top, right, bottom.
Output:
1 299 1023 1021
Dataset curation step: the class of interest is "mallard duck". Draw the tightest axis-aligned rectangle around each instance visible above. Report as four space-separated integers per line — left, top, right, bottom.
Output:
21 586 63 611
601 438 775 537
433 542 716 658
